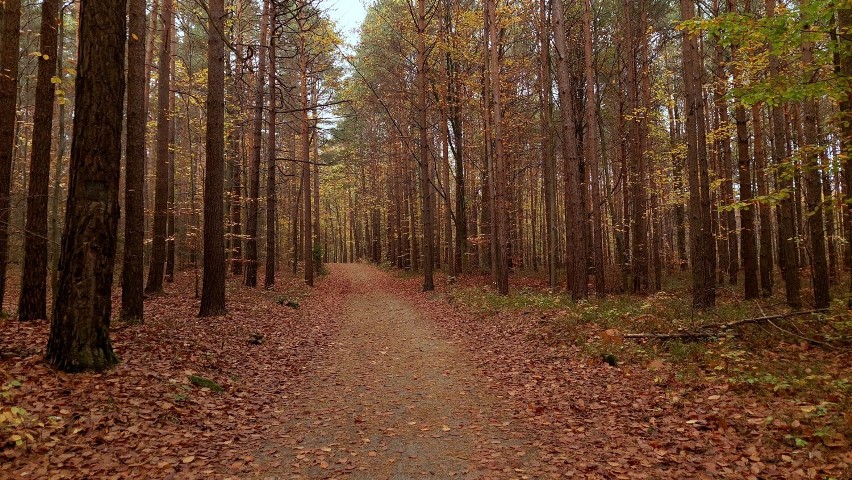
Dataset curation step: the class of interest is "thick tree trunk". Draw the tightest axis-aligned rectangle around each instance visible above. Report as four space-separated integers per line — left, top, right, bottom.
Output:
146 0 173 294
199 0 227 317
121 0 148 323
46 0 126 372
19 0 60 321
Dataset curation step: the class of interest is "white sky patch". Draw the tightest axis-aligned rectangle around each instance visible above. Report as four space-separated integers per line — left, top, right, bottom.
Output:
328 0 367 48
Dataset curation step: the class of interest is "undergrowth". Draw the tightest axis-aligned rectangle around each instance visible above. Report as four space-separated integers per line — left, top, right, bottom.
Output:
444 269 852 448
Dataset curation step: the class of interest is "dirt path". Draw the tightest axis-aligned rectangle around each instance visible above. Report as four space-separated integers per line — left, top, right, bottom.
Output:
260 264 537 479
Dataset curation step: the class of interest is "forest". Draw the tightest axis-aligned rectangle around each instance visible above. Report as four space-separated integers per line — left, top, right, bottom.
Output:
0 0 851 477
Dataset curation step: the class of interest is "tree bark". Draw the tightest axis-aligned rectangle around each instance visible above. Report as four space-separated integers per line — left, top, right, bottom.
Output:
0 1 21 315
299 4 313 287
265 6 277 289
246 0 270 288
485 0 509 295
46 0 126 372
538 0 556 289
837 1 852 307
584 0 605 296
145 0 173 294
199 0 227 317
801 24 830 308
766 0 801 308
681 0 716 308
728 0 758 299
121 0 148 323
753 104 774 296
553 0 587 299
19 0 60 320
418 0 435 291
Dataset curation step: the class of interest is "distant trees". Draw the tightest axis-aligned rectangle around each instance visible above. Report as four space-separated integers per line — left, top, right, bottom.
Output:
0 0 846 370
321 0 844 311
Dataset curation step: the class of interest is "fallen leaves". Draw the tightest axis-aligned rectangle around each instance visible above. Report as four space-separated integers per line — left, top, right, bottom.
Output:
0 269 349 479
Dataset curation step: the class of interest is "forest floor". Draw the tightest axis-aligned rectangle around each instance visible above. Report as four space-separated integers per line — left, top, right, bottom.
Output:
1 263 850 479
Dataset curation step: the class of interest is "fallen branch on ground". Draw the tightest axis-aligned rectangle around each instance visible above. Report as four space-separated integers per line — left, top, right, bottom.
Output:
625 309 829 340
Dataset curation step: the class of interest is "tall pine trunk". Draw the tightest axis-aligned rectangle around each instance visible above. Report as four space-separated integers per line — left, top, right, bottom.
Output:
19 0 60 320
199 0 227 317
145 0 173 294
265 7 277 289
681 0 716 308
121 0 148 323
0 0 21 314
538 0 556 288
766 0 802 308
418 0 435 291
46 0 126 372
246 0 270 288
801 24 830 308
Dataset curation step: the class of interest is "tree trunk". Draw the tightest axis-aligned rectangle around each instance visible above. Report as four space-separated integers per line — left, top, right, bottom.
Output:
681 0 716 308
766 0 801 308
418 0 434 291
165 36 176 283
246 0 270 288
46 0 126 372
199 0 227 317
0 1 21 314
145 0 172 294
50 9 69 298
265 7 277 290
801 26 830 308
299 5 314 287
837 2 852 307
753 104 774 296
19 0 60 320
121 0 147 323
729 0 757 299
584 0 605 296
538 0 556 289
553 0 587 300
485 0 509 295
